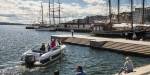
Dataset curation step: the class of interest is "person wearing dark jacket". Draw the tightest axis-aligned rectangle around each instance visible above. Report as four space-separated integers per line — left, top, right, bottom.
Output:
76 66 86 75
118 57 134 75
40 43 46 52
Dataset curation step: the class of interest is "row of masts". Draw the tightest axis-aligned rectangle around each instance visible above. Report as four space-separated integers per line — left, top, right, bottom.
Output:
108 0 145 29
41 0 61 26
40 0 145 28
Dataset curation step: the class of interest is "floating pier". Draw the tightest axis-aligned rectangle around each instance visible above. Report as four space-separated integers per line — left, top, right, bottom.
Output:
51 34 150 56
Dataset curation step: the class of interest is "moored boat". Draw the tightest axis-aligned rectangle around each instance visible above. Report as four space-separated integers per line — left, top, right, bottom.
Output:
26 26 39 29
35 26 56 31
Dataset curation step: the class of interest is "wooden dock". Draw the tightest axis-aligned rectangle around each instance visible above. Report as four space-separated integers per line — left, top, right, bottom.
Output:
51 34 150 56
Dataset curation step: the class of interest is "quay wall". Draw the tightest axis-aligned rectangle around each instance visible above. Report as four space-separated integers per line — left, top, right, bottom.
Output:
56 28 91 33
51 35 150 57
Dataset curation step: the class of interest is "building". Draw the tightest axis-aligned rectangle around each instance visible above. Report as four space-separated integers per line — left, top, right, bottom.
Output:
59 15 108 29
133 7 150 24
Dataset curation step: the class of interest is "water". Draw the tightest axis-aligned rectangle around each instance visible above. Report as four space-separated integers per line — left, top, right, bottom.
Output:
0 25 150 75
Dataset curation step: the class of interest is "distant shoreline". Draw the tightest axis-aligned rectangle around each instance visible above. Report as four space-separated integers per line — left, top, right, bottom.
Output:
0 22 26 25
0 24 25 25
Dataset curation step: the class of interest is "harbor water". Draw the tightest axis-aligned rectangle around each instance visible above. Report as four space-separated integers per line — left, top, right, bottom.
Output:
0 25 150 75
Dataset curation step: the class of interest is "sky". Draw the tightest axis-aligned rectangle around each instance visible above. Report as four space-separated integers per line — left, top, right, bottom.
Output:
0 0 149 24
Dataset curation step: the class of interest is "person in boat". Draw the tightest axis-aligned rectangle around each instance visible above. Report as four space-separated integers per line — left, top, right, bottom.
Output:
76 66 86 75
119 57 134 74
40 43 46 52
54 70 59 75
50 39 57 49
47 43 51 51
58 39 62 45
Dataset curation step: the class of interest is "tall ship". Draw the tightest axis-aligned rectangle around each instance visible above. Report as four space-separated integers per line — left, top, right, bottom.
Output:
35 0 62 31
26 2 47 29
35 2 56 31
92 0 150 40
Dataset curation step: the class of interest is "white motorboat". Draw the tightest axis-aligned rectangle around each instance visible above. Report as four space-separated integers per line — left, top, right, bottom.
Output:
20 45 66 68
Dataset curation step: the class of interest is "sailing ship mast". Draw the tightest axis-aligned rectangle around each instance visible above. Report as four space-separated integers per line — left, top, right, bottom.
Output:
108 0 112 24
41 2 44 25
49 0 51 25
142 0 145 24
52 0 55 25
130 0 134 31
58 0 61 24
117 0 120 23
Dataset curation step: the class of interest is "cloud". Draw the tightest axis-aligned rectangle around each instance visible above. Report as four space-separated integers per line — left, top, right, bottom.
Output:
61 1 108 21
82 0 106 5
0 0 45 23
0 0 131 24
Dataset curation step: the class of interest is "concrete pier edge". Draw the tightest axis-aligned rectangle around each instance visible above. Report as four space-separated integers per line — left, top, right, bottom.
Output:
51 35 150 57
51 34 150 75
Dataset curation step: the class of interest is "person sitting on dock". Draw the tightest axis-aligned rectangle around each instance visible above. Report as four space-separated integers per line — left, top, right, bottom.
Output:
40 43 46 52
76 66 86 75
119 57 134 74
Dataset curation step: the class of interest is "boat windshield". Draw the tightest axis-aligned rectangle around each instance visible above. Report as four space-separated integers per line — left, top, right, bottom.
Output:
32 45 41 51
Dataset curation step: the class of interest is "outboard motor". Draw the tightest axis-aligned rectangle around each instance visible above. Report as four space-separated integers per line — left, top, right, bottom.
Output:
25 54 35 68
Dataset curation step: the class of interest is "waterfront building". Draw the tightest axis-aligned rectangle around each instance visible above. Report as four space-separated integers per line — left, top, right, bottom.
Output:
133 7 150 24
59 15 108 31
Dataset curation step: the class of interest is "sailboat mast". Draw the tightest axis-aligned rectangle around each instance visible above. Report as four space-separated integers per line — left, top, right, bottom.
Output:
58 0 61 24
49 0 51 25
142 0 145 24
52 0 55 25
118 0 120 23
41 2 44 24
130 0 133 30
108 0 112 24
